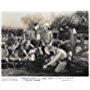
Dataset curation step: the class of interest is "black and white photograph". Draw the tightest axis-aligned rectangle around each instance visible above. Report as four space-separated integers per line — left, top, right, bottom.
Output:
1 11 89 76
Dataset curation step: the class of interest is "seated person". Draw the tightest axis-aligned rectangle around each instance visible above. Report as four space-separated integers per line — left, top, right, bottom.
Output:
43 44 68 73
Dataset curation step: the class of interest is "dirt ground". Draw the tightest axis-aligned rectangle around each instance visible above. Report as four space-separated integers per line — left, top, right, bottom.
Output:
2 57 88 76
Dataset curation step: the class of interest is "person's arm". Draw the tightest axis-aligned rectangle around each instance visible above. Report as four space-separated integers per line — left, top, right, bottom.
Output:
22 48 29 58
38 47 43 55
5 46 9 56
47 53 61 66
14 43 19 50
30 43 35 48
43 53 61 69
18 57 22 61
29 48 37 54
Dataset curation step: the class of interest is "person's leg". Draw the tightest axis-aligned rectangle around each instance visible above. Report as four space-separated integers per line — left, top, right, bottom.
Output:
55 61 67 73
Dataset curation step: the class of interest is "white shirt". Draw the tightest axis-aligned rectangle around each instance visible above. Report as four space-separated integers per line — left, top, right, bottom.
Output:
36 34 40 40
73 28 77 34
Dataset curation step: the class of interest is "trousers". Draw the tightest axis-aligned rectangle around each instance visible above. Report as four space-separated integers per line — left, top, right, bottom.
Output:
55 60 67 73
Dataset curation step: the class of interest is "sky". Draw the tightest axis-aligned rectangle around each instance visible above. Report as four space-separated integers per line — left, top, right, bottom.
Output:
2 12 73 28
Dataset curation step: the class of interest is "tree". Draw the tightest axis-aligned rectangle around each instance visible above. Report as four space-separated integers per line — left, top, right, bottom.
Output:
51 16 70 30
21 14 44 30
70 11 88 33
51 11 88 33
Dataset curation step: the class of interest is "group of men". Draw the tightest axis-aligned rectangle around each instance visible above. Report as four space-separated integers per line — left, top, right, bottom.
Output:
2 23 76 74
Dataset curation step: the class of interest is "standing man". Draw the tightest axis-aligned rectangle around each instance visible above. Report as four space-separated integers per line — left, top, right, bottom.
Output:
42 23 53 45
69 28 77 55
66 26 77 56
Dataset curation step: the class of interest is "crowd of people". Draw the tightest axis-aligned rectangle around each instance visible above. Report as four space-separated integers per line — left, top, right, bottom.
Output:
2 23 75 74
